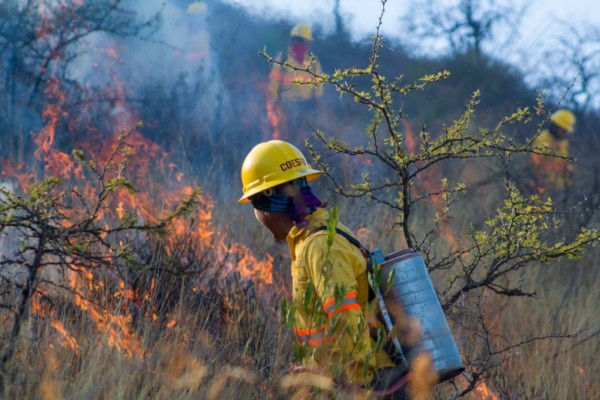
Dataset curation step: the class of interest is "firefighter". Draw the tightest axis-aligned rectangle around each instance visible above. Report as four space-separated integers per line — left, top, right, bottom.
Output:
269 23 323 104
238 140 409 398
267 24 323 140
185 2 209 61
530 109 576 193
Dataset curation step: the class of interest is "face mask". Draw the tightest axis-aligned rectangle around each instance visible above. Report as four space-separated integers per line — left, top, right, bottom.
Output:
250 192 293 212
250 178 322 227
291 42 308 63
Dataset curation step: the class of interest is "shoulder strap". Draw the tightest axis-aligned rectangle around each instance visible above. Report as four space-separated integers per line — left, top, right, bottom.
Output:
311 226 363 249
310 226 373 272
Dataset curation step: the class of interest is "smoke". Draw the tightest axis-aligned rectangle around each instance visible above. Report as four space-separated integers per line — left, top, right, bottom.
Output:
67 0 223 102
0 0 400 218
221 0 337 35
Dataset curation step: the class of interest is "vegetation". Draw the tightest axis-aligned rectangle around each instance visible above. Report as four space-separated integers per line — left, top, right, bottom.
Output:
0 0 599 399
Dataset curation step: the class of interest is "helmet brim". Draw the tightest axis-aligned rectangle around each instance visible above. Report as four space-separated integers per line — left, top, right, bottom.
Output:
238 170 323 204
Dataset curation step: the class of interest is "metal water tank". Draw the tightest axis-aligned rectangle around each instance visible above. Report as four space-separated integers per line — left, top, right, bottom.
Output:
377 249 465 382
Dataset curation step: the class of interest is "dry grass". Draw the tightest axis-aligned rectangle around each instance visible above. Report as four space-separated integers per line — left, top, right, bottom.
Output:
493 252 600 399
3 216 597 400
1 298 291 399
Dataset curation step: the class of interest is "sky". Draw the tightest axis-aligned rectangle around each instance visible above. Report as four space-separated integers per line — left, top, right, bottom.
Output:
221 0 600 40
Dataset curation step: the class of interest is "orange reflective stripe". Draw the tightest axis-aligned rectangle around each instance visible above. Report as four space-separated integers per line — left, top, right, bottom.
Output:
295 326 328 346
323 297 336 313
323 292 360 318
269 69 284 81
335 303 361 314
544 161 568 171
532 154 568 171
296 336 329 346
294 326 323 336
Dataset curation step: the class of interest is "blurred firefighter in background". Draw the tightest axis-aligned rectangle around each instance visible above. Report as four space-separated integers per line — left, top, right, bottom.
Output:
185 2 209 61
267 24 323 141
238 140 411 399
530 109 576 193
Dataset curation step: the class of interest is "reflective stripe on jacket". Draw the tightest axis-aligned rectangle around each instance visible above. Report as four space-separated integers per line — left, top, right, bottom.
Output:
286 208 394 385
268 50 323 102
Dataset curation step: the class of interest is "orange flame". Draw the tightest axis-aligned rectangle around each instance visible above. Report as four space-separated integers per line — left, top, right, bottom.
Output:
577 366 594 399
15 11 277 360
50 320 80 352
32 292 80 353
403 119 461 252
31 77 83 180
472 381 498 400
403 119 419 154
266 99 284 139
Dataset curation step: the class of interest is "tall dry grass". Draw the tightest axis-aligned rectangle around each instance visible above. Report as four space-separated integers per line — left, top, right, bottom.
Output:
2 209 592 394
1 280 294 399
493 250 600 399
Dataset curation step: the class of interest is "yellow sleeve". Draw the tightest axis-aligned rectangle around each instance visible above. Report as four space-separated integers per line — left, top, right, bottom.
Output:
532 131 552 151
531 131 552 167
301 233 377 384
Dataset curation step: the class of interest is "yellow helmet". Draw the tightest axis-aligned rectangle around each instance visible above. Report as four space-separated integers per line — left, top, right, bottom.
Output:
187 2 206 14
550 109 576 132
238 140 323 203
290 23 312 41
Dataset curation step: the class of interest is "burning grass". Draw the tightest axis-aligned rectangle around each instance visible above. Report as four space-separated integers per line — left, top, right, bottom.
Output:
2 211 597 400
0 260 293 400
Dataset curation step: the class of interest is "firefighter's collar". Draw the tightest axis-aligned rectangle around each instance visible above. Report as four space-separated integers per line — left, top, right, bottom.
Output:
286 208 328 260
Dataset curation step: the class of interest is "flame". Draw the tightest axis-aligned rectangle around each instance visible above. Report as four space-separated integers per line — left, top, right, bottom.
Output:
50 320 80 352
355 227 374 249
7 4 276 361
0 160 37 190
31 77 83 181
71 281 142 358
403 119 419 154
576 365 594 399
215 242 274 289
402 119 461 252
266 99 284 139
32 292 80 353
472 381 498 400
166 316 178 329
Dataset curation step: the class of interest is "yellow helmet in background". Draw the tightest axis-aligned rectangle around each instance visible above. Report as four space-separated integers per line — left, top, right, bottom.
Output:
187 2 207 14
238 140 323 203
550 109 576 132
290 23 313 41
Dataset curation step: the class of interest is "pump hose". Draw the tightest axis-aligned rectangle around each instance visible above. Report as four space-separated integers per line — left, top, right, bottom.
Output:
372 371 411 397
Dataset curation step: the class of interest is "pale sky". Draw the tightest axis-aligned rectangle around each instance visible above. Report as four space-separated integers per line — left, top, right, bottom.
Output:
222 0 600 48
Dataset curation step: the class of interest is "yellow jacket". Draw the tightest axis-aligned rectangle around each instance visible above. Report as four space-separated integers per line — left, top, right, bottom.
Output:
286 208 394 385
268 49 323 103
531 129 571 189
